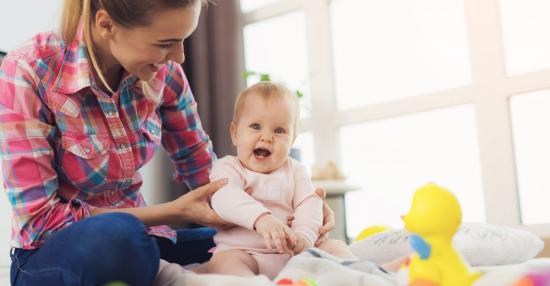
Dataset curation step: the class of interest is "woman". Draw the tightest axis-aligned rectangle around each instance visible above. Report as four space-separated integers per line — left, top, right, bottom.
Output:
0 0 335 285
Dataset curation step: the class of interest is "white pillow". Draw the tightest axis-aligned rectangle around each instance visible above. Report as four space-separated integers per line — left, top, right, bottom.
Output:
349 223 544 266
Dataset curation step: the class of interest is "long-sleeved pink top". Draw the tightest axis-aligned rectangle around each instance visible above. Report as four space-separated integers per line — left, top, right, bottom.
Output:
210 156 322 253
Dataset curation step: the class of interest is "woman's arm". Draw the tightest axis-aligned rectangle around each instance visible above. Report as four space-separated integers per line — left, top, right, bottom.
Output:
91 179 229 227
209 157 270 230
158 62 215 190
0 54 97 248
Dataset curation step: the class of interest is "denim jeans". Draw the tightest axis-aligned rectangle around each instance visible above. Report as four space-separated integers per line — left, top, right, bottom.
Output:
10 213 216 286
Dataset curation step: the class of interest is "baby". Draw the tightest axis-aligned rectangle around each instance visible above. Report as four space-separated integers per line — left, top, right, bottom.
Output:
207 82 354 279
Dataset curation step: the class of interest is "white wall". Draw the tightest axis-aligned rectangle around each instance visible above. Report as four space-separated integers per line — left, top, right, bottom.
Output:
0 0 63 52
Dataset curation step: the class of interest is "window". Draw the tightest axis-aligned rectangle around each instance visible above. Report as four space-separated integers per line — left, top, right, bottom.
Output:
240 0 280 13
243 10 312 118
342 105 485 234
240 0 550 239
510 90 550 225
500 0 550 75
331 0 471 108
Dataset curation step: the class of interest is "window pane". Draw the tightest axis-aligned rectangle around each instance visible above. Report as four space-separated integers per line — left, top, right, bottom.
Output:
510 90 550 225
243 11 311 118
293 131 315 171
501 0 550 75
240 0 279 13
330 0 471 109
340 105 485 238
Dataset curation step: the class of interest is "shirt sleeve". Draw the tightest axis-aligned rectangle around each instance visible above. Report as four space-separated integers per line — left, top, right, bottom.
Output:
291 161 323 247
210 157 270 230
0 55 95 248
159 62 215 190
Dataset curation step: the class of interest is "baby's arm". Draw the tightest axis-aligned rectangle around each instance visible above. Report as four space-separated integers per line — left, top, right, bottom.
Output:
210 158 270 229
290 161 324 253
210 158 296 254
254 213 297 254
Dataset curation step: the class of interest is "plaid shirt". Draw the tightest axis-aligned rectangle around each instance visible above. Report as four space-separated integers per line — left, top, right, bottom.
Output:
0 25 215 249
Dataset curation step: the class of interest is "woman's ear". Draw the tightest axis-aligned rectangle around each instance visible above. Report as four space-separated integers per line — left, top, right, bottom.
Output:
95 10 115 39
230 122 238 146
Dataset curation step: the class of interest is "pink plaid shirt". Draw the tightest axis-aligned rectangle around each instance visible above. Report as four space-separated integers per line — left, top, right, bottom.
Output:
0 25 215 249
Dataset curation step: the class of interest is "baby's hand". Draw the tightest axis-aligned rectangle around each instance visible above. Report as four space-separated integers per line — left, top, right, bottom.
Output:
291 234 312 255
254 213 297 254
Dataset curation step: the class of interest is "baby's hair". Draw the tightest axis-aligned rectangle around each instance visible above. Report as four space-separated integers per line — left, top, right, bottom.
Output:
233 81 300 139
60 0 208 94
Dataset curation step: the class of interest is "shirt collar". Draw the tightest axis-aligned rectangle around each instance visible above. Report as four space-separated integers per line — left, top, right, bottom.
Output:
52 20 93 94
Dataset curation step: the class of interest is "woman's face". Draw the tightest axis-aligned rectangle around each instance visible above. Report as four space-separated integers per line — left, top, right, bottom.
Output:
104 1 201 81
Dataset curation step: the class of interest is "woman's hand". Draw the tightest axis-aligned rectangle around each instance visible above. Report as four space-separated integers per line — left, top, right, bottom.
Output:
254 213 297 254
314 187 335 247
170 179 229 228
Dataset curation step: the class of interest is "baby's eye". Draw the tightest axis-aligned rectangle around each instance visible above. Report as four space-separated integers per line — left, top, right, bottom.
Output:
249 123 261 130
274 127 286 134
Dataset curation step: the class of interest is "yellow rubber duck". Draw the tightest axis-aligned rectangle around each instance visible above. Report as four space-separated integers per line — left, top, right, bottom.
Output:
402 183 482 286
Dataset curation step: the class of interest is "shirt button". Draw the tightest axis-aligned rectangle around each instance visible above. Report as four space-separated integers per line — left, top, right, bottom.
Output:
120 144 127 149
107 111 115 117
84 147 91 154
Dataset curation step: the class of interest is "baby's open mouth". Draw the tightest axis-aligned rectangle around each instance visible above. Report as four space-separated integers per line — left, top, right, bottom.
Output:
254 148 271 158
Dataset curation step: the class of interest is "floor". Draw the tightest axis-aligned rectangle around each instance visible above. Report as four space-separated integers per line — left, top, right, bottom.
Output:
0 266 9 285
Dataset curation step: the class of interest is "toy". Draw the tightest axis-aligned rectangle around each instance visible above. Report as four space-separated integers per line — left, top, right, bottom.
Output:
276 278 318 286
355 225 391 241
402 183 482 286
512 271 550 286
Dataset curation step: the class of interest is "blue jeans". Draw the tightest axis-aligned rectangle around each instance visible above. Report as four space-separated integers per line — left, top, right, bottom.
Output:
10 213 216 286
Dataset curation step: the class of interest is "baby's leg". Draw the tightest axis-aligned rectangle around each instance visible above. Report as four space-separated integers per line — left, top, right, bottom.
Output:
250 253 290 279
207 249 258 276
317 239 358 260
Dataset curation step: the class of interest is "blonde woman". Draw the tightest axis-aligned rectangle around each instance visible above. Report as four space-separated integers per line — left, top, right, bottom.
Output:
0 1 336 285
0 1 223 285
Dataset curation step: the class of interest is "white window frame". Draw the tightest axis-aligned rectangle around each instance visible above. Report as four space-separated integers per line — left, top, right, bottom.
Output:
241 0 550 237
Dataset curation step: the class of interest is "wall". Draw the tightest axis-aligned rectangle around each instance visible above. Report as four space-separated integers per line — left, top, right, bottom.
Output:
0 1 62 52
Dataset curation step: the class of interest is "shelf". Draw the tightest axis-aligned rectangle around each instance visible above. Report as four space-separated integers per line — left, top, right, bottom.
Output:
312 180 361 197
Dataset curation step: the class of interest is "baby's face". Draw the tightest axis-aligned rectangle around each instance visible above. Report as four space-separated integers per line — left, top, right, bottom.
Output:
231 93 296 174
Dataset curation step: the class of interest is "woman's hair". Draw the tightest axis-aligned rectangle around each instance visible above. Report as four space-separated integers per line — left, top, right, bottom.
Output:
60 0 206 93
233 82 300 140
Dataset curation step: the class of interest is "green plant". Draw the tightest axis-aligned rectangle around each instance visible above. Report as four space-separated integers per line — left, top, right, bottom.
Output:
243 71 304 100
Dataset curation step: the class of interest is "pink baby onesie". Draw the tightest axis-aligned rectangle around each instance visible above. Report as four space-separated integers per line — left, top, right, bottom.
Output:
210 155 323 278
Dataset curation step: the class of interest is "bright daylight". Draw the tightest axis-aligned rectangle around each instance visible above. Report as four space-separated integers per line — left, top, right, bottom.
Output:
0 0 549 285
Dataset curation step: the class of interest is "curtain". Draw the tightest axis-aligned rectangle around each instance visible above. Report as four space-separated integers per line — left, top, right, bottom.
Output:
183 0 245 158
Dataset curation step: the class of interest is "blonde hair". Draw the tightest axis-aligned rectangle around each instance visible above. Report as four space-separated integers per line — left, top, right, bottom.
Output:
233 82 300 140
60 0 207 94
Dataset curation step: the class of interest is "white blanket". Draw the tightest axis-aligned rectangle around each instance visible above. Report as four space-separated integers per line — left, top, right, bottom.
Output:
154 249 550 286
